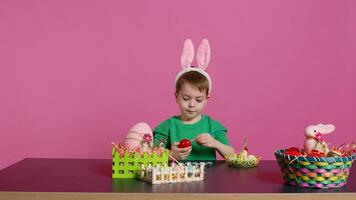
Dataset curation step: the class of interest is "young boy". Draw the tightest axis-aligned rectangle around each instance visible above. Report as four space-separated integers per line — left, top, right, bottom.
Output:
153 39 235 161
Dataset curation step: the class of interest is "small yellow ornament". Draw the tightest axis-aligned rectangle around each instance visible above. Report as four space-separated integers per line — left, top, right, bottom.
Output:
225 137 260 168
238 149 248 160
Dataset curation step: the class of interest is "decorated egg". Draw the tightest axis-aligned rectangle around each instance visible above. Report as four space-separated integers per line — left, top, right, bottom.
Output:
245 155 257 162
284 147 304 156
178 139 191 148
124 122 153 149
238 149 248 160
307 149 325 157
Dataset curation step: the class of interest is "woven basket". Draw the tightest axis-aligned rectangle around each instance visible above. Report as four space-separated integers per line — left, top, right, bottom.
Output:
275 149 354 188
226 155 260 168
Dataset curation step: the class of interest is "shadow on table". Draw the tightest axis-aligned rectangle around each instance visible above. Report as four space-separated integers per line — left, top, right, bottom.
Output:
257 171 282 185
278 184 347 193
95 163 112 178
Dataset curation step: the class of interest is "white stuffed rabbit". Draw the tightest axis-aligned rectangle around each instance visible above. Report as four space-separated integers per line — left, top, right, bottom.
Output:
304 124 335 154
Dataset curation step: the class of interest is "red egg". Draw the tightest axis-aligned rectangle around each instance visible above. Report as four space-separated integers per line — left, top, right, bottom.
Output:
285 147 303 156
342 153 349 157
178 139 191 148
307 150 325 157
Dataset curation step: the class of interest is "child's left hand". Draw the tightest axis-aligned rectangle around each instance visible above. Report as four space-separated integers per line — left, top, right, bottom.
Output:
195 133 217 148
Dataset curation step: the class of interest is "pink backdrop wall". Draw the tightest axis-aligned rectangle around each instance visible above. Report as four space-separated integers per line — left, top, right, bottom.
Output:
1 0 355 170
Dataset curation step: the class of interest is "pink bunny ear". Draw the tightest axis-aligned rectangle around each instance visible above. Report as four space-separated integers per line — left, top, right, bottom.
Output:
196 39 211 70
180 39 194 68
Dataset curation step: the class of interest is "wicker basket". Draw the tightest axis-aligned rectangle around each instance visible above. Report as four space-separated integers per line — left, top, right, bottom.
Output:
275 149 354 188
226 155 260 168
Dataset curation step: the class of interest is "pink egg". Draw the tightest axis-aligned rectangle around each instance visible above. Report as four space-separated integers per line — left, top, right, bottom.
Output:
124 122 152 149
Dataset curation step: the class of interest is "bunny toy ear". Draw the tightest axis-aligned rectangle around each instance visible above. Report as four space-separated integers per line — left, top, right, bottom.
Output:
180 39 194 69
318 124 335 134
196 39 211 70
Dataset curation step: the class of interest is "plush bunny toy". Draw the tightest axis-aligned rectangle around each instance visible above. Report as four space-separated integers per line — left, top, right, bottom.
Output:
304 124 335 154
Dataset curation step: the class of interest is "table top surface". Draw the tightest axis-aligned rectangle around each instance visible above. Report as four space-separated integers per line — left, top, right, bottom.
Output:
0 158 355 193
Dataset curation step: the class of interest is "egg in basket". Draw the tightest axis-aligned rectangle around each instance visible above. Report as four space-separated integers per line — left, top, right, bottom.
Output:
225 138 260 168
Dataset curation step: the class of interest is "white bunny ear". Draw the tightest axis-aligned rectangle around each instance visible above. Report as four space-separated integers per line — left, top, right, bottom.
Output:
180 39 194 69
319 124 335 134
196 39 211 70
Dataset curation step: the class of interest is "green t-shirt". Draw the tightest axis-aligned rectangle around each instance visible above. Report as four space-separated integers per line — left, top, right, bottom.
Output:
153 115 230 161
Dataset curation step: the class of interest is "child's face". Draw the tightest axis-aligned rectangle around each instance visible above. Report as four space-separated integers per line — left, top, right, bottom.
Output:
175 82 209 122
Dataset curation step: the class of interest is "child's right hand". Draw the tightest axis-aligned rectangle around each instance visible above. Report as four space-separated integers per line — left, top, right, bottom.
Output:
170 142 192 160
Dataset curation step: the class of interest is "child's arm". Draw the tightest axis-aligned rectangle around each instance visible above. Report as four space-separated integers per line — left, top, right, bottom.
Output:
195 133 235 157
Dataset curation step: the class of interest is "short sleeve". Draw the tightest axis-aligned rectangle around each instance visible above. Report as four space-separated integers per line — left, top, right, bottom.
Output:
153 119 171 148
210 120 230 145
213 130 230 145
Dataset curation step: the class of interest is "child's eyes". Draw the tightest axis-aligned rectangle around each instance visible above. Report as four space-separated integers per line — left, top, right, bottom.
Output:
182 96 204 102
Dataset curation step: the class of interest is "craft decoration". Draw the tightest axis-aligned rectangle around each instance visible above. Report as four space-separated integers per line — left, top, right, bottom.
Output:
138 162 205 184
225 138 260 168
112 123 168 178
178 138 191 148
124 122 153 150
275 124 355 188
112 143 169 178
304 124 335 154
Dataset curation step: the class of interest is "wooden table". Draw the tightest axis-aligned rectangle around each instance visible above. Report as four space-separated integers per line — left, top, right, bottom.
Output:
0 158 355 200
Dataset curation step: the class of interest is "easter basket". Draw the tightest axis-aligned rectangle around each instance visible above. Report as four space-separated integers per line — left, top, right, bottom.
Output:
226 155 260 168
225 138 260 168
112 147 169 178
275 149 355 188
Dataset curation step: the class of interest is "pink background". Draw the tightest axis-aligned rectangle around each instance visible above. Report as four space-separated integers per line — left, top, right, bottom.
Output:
1 0 355 170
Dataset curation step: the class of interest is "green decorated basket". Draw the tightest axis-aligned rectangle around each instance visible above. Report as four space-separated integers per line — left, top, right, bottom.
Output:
112 148 169 178
275 149 354 188
226 155 260 168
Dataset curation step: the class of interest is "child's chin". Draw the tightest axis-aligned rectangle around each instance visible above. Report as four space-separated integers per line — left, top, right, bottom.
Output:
186 114 200 120
186 112 196 116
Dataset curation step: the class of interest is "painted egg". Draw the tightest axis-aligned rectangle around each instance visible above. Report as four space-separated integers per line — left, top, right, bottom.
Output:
124 122 152 149
178 139 191 148
245 155 257 161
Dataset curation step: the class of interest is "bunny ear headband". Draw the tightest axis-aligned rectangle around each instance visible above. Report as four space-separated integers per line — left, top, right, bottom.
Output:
175 38 212 94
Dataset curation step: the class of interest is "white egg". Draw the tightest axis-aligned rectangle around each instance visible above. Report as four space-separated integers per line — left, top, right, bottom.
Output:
245 155 257 161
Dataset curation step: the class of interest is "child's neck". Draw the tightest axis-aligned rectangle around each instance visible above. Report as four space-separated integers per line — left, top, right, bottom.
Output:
180 114 202 124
